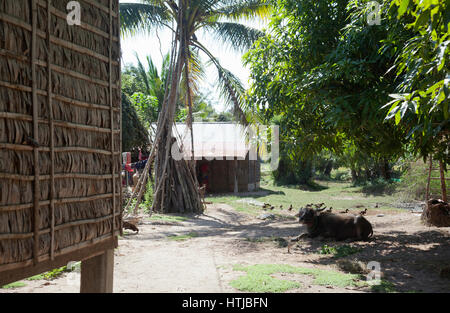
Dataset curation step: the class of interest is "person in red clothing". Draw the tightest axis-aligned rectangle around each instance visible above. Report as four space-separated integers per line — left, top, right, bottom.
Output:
199 162 210 191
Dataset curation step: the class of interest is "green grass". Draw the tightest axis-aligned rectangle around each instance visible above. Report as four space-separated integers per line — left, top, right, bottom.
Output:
25 262 81 282
320 244 362 258
1 263 81 289
370 280 397 293
147 214 189 222
167 232 199 241
1 281 26 289
206 180 403 217
230 264 365 292
26 274 45 281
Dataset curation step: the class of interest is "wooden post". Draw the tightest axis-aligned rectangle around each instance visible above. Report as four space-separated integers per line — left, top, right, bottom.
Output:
31 0 41 265
439 161 447 202
80 249 114 293
426 156 433 201
234 157 238 194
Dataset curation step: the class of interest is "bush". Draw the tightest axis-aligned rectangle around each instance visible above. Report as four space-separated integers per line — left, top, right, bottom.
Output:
272 157 313 185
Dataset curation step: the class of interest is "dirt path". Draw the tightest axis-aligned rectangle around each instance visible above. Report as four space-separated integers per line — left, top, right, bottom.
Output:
2 203 450 293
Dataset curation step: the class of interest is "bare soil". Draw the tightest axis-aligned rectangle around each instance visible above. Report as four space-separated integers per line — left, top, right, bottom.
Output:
2 203 450 293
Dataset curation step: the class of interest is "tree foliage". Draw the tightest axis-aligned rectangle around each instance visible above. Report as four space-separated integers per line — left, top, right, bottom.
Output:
384 0 449 165
121 93 150 153
244 0 449 177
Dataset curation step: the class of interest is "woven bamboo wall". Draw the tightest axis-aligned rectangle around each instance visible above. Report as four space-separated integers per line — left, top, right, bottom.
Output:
0 0 121 272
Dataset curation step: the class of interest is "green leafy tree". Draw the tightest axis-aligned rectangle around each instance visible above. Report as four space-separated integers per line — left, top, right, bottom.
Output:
129 92 159 127
244 0 423 182
244 0 353 183
122 93 150 153
384 0 449 165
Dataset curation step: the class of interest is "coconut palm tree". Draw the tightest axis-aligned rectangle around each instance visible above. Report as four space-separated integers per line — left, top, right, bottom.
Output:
120 0 270 213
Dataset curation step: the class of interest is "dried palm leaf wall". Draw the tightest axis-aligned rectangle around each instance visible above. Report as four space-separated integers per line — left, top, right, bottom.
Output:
0 0 121 278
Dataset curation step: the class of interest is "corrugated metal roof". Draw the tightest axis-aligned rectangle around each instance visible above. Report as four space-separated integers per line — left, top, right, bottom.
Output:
173 123 249 159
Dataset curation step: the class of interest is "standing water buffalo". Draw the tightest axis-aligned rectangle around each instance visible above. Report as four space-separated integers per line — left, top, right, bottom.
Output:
291 206 373 242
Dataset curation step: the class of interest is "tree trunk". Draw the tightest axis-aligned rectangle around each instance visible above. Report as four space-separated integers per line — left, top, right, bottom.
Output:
379 158 391 180
324 161 333 177
151 22 203 214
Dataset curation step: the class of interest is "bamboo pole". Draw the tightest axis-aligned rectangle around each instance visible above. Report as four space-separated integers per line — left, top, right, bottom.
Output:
426 155 433 201
108 0 116 237
116 0 124 236
31 0 41 265
47 0 55 260
439 161 447 202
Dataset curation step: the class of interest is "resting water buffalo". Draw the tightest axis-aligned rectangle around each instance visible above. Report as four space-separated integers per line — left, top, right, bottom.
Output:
291 206 373 242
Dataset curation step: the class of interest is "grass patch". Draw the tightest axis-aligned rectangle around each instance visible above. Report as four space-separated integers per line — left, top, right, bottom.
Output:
370 280 397 293
41 266 68 280
26 274 45 281
147 214 188 222
1 281 26 289
167 232 199 241
230 264 364 292
319 244 362 258
234 206 260 216
25 262 81 281
206 180 403 215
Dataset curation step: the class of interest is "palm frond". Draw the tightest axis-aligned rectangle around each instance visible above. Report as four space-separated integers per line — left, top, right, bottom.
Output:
187 48 206 94
135 53 153 95
217 66 248 125
204 21 265 52
192 40 259 125
120 2 171 37
214 0 271 21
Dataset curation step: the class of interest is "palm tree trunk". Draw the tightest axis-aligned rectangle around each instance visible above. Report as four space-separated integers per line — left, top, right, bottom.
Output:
151 19 203 214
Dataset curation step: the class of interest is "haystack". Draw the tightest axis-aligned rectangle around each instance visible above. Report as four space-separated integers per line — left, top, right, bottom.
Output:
0 0 121 284
422 199 450 227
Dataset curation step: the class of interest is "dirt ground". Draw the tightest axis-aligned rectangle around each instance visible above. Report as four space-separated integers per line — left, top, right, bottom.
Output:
2 203 450 293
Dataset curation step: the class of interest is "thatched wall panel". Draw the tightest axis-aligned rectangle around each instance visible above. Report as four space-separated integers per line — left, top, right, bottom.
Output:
0 21 31 56
0 55 32 86
0 150 34 176
0 180 33 206
0 239 33 264
0 86 32 115
51 71 108 106
50 101 111 128
53 0 110 34
0 0 30 22
48 7 120 61
50 47 110 82
0 0 121 272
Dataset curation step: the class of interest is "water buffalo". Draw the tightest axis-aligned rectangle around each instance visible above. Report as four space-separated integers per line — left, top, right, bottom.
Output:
291 206 373 242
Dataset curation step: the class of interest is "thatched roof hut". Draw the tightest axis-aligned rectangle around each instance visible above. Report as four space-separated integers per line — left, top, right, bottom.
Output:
0 0 121 288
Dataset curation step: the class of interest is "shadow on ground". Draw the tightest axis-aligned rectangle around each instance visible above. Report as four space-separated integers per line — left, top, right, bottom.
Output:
292 229 450 293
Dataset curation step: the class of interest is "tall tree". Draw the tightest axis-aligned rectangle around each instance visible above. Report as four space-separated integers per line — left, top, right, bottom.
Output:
121 93 150 153
120 0 270 213
384 0 449 166
244 0 418 181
